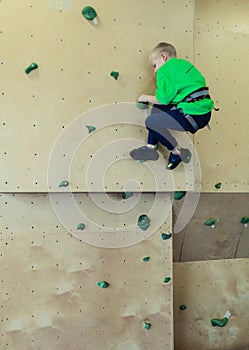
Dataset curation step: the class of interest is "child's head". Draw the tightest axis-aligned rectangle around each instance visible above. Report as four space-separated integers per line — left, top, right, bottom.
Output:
150 42 177 73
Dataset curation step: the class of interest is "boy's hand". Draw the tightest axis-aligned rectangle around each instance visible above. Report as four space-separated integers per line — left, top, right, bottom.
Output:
138 94 149 103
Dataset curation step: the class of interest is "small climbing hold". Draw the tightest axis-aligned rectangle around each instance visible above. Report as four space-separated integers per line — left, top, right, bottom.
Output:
163 277 171 284
240 216 249 227
110 71 119 80
82 6 98 24
174 191 186 200
204 218 216 228
86 125 96 133
77 223 85 230
142 256 150 262
215 182 222 189
25 62 38 74
122 192 133 200
179 305 187 311
59 180 69 188
161 232 172 240
143 321 151 330
136 101 149 110
137 214 150 231
97 281 109 289
211 311 231 327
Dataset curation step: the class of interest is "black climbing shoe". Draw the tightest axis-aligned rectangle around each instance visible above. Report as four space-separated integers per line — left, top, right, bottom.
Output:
166 148 191 170
130 146 159 161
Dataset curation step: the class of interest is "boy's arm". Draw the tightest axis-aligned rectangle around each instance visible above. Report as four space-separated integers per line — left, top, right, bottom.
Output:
138 94 162 105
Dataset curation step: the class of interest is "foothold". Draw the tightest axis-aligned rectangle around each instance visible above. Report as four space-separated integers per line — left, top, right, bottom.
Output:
97 281 109 289
211 311 231 327
137 214 150 231
142 256 150 262
86 125 96 133
179 305 187 311
241 216 249 227
143 321 151 330
25 62 38 74
215 182 222 189
59 180 69 188
161 232 172 240
110 71 119 80
82 6 97 24
122 192 133 200
136 101 149 110
174 191 186 200
204 218 216 228
163 277 171 284
77 223 85 230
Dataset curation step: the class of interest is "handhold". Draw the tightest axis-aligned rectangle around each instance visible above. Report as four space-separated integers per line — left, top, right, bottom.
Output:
77 223 85 230
136 101 149 110
110 71 119 80
215 182 222 189
241 216 249 227
25 62 38 74
137 214 150 231
142 256 150 262
163 277 171 284
143 321 151 330
97 281 109 289
121 192 133 200
59 180 69 188
204 218 216 228
211 311 231 327
86 125 96 133
179 305 187 310
174 191 186 200
82 6 97 23
161 232 172 240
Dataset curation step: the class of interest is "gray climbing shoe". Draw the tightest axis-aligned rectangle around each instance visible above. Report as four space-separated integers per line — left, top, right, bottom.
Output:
130 146 159 161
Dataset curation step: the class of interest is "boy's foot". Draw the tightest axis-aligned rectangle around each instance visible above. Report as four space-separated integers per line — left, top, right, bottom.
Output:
130 146 159 161
166 148 191 170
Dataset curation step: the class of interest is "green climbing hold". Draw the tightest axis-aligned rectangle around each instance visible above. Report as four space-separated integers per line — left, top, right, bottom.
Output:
174 191 186 200
77 223 85 230
163 277 171 284
161 232 172 240
59 180 69 188
122 192 133 200
211 317 228 327
142 256 150 262
241 216 249 225
82 6 97 21
179 305 187 311
204 218 216 227
25 62 38 74
137 214 150 231
97 281 109 289
110 71 119 80
143 321 151 330
136 101 149 110
86 125 96 133
215 182 222 189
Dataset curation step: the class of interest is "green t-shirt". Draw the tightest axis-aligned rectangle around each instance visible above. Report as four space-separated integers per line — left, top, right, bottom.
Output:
155 58 214 115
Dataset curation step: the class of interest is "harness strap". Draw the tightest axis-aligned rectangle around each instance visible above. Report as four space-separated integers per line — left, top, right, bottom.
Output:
184 114 199 132
183 88 210 102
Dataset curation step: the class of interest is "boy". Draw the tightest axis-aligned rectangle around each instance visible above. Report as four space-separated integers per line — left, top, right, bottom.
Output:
130 42 214 170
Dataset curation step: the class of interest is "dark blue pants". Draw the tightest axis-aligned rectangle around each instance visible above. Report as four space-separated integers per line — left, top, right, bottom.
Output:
145 104 211 150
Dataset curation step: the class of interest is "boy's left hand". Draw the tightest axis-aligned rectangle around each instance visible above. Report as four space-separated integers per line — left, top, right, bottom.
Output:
138 94 148 103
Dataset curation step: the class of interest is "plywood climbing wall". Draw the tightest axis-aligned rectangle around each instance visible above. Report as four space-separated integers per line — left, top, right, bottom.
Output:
0 0 195 193
174 259 249 350
194 0 249 192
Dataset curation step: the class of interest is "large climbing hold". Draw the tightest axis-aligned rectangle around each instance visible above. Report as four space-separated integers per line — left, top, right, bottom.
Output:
86 125 96 133
77 223 85 230
211 311 231 327
161 232 172 240
143 321 151 330
97 281 109 289
137 214 150 231
174 191 186 200
82 6 98 25
136 101 149 110
110 71 119 80
59 180 69 188
25 62 38 74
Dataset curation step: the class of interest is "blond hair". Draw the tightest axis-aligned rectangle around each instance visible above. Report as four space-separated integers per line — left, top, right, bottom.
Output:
151 42 177 59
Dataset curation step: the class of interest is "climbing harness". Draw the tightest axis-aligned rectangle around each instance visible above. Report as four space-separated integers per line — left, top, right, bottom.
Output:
182 87 210 103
